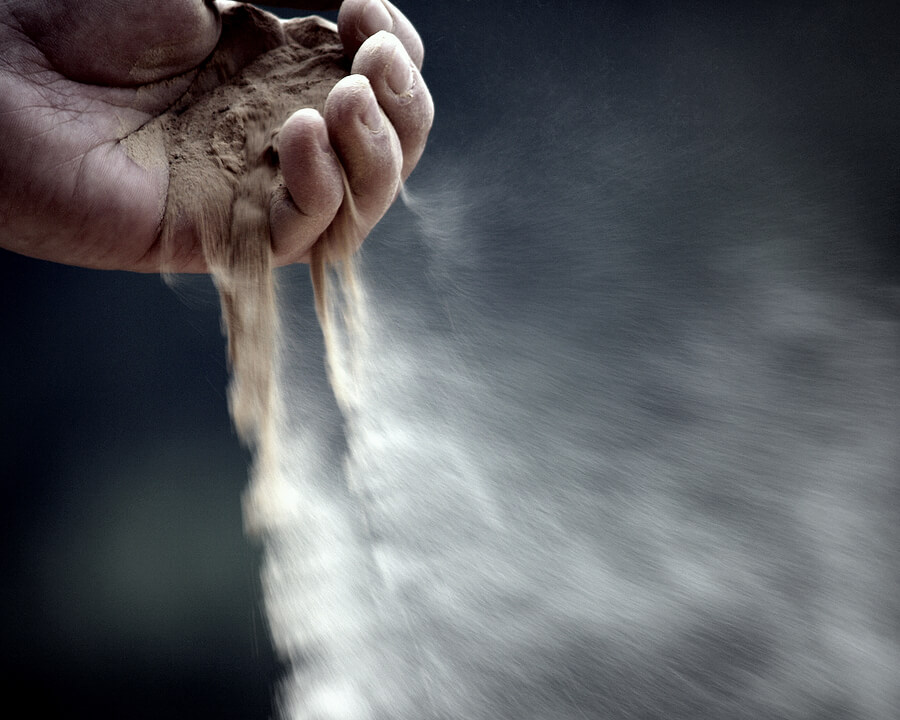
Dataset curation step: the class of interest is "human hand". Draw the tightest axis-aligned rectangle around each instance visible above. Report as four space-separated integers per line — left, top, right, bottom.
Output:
0 0 433 272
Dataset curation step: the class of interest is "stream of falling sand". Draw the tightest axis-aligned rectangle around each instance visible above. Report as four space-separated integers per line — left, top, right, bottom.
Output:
130 6 351 534
145 7 397 717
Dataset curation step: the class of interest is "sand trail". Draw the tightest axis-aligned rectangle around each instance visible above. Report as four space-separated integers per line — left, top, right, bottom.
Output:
125 4 354 531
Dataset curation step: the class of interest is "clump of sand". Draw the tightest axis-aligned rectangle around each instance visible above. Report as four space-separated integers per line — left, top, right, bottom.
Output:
125 4 355 530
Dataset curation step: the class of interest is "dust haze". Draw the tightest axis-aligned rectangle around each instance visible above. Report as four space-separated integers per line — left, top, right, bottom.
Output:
259 4 900 718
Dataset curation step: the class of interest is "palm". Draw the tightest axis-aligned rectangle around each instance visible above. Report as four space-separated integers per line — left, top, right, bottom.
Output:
0 0 229 269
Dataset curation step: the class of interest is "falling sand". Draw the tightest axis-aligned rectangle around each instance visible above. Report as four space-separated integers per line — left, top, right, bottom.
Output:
125 4 359 533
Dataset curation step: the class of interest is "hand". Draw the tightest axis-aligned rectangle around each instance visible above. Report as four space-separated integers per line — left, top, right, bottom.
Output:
0 0 433 272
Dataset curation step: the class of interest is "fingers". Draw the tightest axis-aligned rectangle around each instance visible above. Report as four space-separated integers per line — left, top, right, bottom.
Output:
252 1 341 8
338 0 424 69
270 109 344 264
272 74 403 265
323 73 404 250
273 5 434 265
350 30 433 180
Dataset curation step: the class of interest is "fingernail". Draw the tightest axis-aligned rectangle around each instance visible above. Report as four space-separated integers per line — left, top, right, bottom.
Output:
360 91 384 132
357 0 393 41
387 46 414 95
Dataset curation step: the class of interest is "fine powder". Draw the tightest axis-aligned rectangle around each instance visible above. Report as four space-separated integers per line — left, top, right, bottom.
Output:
126 5 356 530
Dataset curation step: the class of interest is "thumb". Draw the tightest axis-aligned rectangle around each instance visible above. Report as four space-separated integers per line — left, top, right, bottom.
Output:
13 0 221 85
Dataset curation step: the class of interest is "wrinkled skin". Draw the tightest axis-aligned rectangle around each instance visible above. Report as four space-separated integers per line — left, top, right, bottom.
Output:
0 0 433 271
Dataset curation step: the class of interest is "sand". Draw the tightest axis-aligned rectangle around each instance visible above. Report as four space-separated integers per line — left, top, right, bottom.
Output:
124 3 353 531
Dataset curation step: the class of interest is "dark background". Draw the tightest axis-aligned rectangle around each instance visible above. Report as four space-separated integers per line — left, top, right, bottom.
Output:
2 1 899 718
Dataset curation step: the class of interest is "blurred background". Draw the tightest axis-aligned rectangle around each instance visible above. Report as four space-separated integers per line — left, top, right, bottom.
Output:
2 1 898 718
